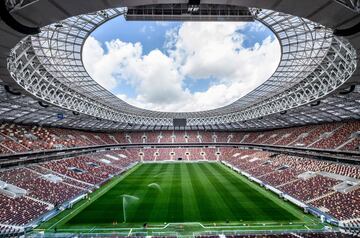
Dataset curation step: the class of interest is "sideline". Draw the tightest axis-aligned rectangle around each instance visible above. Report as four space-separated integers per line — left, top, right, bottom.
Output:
47 163 141 229
53 221 323 232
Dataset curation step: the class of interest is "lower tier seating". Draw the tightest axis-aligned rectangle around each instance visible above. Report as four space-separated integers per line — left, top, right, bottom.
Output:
0 146 359 230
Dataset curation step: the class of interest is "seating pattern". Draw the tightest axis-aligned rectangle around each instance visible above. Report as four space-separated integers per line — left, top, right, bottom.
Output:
0 119 359 230
311 189 360 220
0 149 138 227
0 194 48 226
1 121 359 157
0 168 82 205
222 233 356 238
280 176 338 201
223 150 360 221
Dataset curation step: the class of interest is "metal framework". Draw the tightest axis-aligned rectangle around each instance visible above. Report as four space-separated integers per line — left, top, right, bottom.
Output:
5 7 358 128
125 4 254 22
334 0 360 12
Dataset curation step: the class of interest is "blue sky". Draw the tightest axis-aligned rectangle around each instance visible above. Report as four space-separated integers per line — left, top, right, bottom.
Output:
83 16 280 112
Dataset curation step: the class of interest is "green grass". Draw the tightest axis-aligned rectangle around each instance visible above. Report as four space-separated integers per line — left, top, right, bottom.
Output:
37 162 324 235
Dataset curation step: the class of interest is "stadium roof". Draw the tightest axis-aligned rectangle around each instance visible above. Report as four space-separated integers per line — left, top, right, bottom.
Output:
0 0 359 131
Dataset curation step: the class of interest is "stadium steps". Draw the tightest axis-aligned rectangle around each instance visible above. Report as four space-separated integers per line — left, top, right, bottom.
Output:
227 134 233 143
307 125 343 148
24 195 54 210
273 135 287 145
288 127 318 146
0 143 14 153
61 181 88 190
110 136 120 144
24 167 44 176
95 136 108 145
154 149 159 161
306 191 337 203
35 165 94 188
0 133 29 151
288 135 302 146
257 170 277 178
290 232 304 238
82 136 96 145
307 136 326 148
276 178 299 188
336 137 355 150
25 166 86 190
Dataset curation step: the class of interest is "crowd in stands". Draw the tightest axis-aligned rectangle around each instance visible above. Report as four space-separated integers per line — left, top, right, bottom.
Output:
311 189 360 220
0 194 48 226
280 176 338 201
0 121 359 156
0 120 359 235
196 232 358 237
223 149 360 221
0 168 81 205
0 150 137 227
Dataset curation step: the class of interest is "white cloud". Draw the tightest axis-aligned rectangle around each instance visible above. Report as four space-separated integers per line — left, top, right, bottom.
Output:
83 21 280 112
83 37 142 91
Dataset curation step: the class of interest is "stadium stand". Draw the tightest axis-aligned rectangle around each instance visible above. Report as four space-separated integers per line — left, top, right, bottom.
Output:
0 150 138 227
1 121 360 158
0 194 48 226
311 189 360 220
222 232 357 237
1 143 359 229
222 149 360 221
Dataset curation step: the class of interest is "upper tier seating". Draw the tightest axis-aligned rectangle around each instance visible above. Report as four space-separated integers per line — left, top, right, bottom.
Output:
280 176 339 201
1 121 359 157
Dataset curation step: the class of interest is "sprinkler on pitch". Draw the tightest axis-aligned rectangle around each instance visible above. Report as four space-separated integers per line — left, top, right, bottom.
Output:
121 194 139 223
147 183 162 192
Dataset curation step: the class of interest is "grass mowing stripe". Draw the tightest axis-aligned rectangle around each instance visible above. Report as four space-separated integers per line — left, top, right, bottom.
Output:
201 163 255 221
65 163 161 225
112 163 165 223
127 163 166 222
206 163 285 221
148 163 173 222
209 163 281 220
167 163 184 222
148 163 176 222
186 163 220 221
54 162 320 234
181 163 201 221
215 163 306 221
41 163 142 229
192 163 236 222
209 163 299 222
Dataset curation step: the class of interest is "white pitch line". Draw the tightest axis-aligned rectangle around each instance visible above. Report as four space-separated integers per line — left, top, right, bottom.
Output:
55 222 311 232
128 228 132 236
48 198 91 229
48 165 140 230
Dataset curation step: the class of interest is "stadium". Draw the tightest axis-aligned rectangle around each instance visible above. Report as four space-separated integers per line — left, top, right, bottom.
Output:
0 0 359 237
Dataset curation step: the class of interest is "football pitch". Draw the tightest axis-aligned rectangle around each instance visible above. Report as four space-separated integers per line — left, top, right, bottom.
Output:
39 162 324 235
